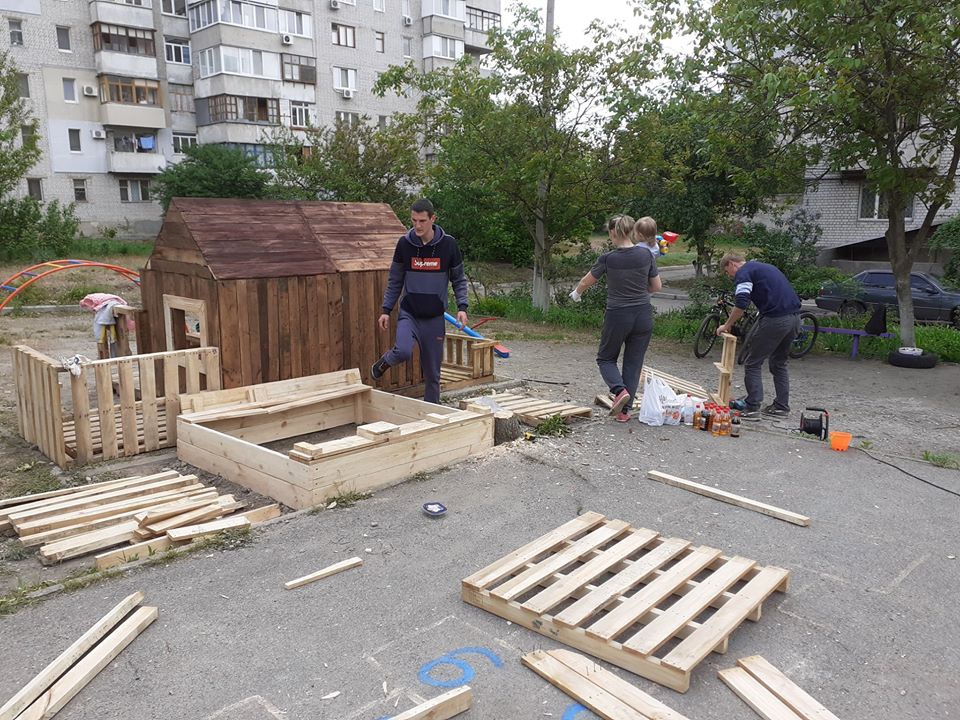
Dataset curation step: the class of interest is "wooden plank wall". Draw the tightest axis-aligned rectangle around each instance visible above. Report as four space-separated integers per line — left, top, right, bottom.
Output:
12 346 67 467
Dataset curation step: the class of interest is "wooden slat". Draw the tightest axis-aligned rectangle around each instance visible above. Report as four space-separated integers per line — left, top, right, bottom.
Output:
69 371 92 465
17 606 158 720
139 356 160 452
553 538 691 629
166 515 249 542
623 556 756 656
94 363 118 460
163 353 180 444
0 592 144 720
663 569 791 672
584 546 720 641
462 512 607 590
117 359 139 457
492 520 630 602
284 556 363 590
39 521 141 564
142 503 224 535
647 471 811 527
389 686 473 720
718 666 805 720
95 537 173 569
736 655 841 720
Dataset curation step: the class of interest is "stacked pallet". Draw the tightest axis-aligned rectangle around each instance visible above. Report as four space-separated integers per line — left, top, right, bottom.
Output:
0 470 279 566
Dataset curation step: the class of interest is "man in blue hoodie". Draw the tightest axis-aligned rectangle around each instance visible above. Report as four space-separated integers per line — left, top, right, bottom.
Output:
371 198 469 403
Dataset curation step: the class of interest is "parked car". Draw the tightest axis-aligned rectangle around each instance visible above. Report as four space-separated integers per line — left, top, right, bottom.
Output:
815 270 960 328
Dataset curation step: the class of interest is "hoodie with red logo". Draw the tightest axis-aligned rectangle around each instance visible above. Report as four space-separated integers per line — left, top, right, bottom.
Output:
382 224 468 318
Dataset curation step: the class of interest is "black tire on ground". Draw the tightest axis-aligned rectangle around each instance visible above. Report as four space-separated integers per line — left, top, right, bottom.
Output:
693 313 721 358
887 349 939 369
790 312 819 359
737 320 760 365
839 300 867 319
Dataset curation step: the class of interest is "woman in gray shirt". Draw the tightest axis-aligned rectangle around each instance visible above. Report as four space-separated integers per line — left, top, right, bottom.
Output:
569 215 662 422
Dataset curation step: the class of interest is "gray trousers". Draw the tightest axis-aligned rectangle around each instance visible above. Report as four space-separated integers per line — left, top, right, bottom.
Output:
743 313 801 410
596 304 654 413
382 310 446 404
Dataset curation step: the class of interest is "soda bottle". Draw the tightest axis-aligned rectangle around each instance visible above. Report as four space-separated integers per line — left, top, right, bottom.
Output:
711 407 722 436
730 411 741 438
692 402 702 429
721 407 731 436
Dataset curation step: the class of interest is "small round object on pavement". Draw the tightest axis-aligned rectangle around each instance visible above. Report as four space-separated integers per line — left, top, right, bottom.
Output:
422 502 447 517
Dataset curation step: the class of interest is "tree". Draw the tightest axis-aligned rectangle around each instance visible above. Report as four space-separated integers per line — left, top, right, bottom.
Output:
639 0 960 345
0 52 40 198
153 143 271 210
377 5 628 310
269 116 424 217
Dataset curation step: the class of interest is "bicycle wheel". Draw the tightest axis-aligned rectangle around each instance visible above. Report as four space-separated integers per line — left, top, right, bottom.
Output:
790 312 819 359
693 313 722 358
736 319 760 365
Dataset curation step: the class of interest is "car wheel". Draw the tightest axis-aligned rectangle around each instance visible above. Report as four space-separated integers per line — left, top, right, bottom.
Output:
888 349 939 369
839 300 866 319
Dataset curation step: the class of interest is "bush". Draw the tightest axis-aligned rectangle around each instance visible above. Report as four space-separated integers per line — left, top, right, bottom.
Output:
813 315 960 362
930 216 960 284
0 197 80 263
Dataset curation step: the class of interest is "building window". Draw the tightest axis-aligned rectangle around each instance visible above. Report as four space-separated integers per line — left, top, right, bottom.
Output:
401 0 411 16
428 35 462 60
170 84 195 112
16 73 29 98
222 143 273 167
68 128 82 152
56 26 71 51
335 111 360 128
374 31 385 53
120 178 151 202
172 133 198 154
199 46 265 77
281 53 316 83
162 0 187 16
192 0 278 32
332 66 357 91
332 23 356 47
26 178 43 201
431 0 464 19
189 1 217 30
859 187 914 220
280 9 311 36
73 179 87 202
207 95 279 124
93 23 156 56
62 78 77 102
8 19 23 46
290 101 312 128
113 130 157 153
99 75 161 106
21 124 35 145
378 114 389 129
374 0 385 10
164 38 191 64
467 7 500 31
402 36 412 58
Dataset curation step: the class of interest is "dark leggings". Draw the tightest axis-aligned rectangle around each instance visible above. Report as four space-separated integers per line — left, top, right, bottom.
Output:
596 304 654 412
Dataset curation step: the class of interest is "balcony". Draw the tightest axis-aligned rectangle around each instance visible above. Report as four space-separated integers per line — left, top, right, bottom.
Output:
95 51 159 79
100 103 166 128
107 150 167 174
89 1 156 30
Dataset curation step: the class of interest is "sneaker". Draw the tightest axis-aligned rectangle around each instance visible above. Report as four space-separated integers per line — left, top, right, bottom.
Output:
615 411 631 423
609 388 630 416
370 358 389 380
762 404 790 417
729 398 748 412
740 407 762 420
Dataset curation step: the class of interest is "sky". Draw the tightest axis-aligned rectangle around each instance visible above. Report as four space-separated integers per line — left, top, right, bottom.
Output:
502 0 640 48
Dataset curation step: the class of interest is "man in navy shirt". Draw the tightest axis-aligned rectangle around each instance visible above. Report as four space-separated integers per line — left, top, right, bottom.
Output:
716 253 802 417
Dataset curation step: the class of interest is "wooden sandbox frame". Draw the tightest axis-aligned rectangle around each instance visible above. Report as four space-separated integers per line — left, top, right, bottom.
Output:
176 369 494 509
13 345 220 467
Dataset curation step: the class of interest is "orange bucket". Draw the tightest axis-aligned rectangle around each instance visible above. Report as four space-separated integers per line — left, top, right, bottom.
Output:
829 431 852 451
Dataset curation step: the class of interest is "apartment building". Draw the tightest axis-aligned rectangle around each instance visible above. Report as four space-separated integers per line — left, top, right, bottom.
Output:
1 0 501 237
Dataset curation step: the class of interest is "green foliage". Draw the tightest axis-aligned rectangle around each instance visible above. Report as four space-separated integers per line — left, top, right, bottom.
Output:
812 316 960 362
0 52 41 198
930 215 960 284
269 117 423 217
0 197 80 263
922 450 960 470
535 414 572 437
67 236 152 258
153 143 271 210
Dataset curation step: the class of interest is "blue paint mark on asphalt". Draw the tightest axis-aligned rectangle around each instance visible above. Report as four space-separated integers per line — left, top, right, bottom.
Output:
417 646 504 688
562 703 599 720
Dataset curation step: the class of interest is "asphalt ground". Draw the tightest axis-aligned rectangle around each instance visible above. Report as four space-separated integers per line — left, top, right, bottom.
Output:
1 344 958 719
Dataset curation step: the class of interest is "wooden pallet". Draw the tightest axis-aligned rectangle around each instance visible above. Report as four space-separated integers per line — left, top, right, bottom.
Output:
461 512 790 693
459 392 592 426
719 655 841 720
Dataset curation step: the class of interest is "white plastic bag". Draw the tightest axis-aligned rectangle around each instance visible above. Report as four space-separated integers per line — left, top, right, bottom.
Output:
639 376 679 426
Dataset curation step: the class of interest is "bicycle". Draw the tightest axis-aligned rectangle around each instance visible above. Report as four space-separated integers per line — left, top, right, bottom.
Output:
693 292 819 362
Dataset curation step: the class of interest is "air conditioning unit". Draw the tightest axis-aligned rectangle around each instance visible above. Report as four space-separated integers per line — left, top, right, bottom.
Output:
281 33 294 45
402 14 413 26
329 0 340 8
341 88 354 99
82 85 97 97
91 129 106 140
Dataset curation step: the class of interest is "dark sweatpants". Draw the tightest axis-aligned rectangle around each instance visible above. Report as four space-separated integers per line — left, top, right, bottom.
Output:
382 310 446 404
596 304 654 412
742 313 801 410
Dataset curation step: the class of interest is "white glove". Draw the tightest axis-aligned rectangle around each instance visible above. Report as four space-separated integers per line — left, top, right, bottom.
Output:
569 288 582 302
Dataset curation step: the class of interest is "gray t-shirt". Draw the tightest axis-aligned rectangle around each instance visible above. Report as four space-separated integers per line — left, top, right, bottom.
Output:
590 245 659 309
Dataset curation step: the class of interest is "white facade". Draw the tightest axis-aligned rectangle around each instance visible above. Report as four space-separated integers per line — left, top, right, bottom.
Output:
1 0 501 237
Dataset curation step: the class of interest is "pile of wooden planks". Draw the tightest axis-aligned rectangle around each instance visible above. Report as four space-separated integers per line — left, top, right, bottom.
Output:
719 655 841 720
0 470 279 566
0 591 156 720
459 392 592 426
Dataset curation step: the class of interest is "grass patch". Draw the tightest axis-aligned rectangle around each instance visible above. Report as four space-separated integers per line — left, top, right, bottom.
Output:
1 461 62 500
66 237 154 258
535 414 573 437
922 450 960 469
811 316 960 363
324 491 372 509
0 542 31 562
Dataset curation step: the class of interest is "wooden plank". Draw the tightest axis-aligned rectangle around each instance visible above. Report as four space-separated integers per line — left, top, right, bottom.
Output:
462 512 607 590
291 435 378 462
39 521 141 564
17 606 158 720
388 686 473 720
647 471 811 527
623 556 756 656
95 537 173 570
139 356 160 452
69 371 93 465
94 363 118 460
166 515 250 542
133 495 220 525
356 421 400 440
142 503 224 536
284 556 363 590
736 655 841 720
117 359 139 457
663 569 791 673
239 504 281 524
718 666 805 720
163 353 181 444
0 591 144 720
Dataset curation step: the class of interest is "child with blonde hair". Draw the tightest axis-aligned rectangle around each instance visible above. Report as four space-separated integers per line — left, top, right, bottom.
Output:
634 216 660 256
